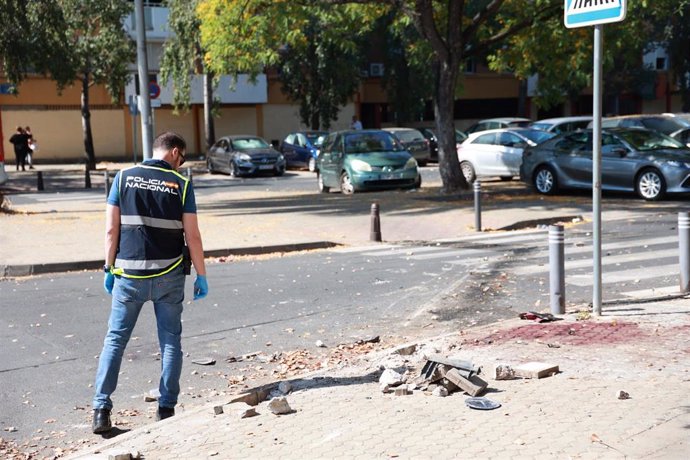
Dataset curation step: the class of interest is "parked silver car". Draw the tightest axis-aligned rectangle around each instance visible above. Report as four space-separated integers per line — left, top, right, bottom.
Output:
383 127 432 166
207 135 286 177
520 128 690 201
597 114 690 147
457 128 555 182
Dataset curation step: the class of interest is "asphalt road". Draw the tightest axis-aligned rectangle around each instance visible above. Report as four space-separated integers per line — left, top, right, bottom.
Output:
0 236 516 456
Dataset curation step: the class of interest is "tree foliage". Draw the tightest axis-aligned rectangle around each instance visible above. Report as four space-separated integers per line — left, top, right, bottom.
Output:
276 4 374 130
161 0 217 149
0 0 134 167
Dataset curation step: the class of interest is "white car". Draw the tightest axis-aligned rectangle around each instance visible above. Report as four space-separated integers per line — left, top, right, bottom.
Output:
530 116 592 134
457 128 555 182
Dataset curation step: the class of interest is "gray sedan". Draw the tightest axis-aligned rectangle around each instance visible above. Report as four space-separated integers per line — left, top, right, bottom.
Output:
207 135 286 177
520 128 690 201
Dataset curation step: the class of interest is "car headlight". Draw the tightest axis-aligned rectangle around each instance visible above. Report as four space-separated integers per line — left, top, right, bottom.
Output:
278 154 285 162
350 159 372 172
237 153 251 162
405 157 418 169
665 160 690 168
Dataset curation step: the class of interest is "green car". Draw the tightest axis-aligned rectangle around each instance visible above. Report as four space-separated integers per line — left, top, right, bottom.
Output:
317 130 421 194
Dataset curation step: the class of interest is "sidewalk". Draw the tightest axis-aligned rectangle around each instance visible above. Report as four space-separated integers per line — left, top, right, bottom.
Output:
66 296 690 459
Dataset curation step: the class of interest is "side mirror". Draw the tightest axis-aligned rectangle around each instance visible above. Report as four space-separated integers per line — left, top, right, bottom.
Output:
612 147 627 157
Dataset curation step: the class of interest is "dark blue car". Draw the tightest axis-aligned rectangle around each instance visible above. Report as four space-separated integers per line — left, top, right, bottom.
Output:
279 131 328 172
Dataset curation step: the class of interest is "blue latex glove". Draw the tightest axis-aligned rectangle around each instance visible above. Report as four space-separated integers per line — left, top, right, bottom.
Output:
193 275 208 300
104 272 115 295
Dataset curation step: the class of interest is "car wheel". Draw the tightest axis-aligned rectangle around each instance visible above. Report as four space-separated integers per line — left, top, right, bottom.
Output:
308 157 317 173
636 168 665 201
413 174 422 189
274 166 285 177
317 173 330 193
229 161 240 178
207 158 216 174
460 161 476 183
340 171 355 195
533 165 557 195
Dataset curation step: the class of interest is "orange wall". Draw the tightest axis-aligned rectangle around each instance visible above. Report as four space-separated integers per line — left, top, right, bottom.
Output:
0 76 116 106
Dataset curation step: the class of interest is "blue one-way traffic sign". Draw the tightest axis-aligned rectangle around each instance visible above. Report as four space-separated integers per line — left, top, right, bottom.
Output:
565 0 627 28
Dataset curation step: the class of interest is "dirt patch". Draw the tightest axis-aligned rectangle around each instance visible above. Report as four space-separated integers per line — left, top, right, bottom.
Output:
464 320 648 347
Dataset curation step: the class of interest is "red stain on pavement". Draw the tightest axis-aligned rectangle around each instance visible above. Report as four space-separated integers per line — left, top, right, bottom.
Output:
467 321 647 346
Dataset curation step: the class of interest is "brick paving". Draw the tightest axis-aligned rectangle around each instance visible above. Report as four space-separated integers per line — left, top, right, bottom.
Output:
69 298 690 459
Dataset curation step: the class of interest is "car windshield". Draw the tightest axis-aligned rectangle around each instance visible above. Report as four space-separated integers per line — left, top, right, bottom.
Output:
455 130 467 142
641 117 690 134
344 132 402 153
232 137 270 150
516 129 556 144
306 133 327 146
394 130 424 142
529 122 553 131
615 130 685 151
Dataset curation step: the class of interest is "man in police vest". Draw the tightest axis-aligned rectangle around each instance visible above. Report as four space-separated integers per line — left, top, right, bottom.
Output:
92 131 208 434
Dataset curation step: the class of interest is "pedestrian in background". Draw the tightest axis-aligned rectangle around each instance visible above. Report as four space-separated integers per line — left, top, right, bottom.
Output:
92 131 209 434
8 126 29 171
351 115 363 130
25 126 36 169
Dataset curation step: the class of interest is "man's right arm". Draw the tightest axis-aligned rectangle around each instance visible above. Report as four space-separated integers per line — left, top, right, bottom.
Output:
105 204 120 266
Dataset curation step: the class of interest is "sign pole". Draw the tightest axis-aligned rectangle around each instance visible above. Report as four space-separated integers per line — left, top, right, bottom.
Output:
592 24 603 316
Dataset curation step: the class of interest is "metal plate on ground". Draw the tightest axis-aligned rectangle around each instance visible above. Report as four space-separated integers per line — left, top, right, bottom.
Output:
465 397 501 410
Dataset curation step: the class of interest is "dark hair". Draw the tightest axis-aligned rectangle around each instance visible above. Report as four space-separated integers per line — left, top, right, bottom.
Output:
153 131 186 153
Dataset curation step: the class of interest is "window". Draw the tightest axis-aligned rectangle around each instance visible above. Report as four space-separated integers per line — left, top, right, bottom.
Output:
498 133 522 147
473 133 497 145
231 137 270 150
284 134 295 145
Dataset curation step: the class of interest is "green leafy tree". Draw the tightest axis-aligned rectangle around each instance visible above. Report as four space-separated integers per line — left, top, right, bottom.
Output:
663 2 690 112
60 0 134 169
276 4 371 130
0 0 134 169
161 0 216 150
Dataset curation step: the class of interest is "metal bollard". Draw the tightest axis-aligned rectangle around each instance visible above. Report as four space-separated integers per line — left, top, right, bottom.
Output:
104 170 110 197
370 202 382 242
85 166 91 189
36 171 44 191
473 180 482 232
549 225 565 314
679 212 690 293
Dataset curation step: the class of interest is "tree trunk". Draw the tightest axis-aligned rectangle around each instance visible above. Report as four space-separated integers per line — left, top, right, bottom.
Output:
434 60 466 193
81 73 96 170
203 71 215 151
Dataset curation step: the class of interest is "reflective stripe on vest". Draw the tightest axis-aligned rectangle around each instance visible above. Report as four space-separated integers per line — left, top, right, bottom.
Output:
115 256 183 271
120 215 183 229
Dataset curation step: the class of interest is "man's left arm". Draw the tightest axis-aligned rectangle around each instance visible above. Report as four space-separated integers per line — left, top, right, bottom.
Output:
183 212 208 299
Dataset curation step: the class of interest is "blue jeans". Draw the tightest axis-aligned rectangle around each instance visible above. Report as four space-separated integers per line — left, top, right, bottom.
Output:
93 266 185 410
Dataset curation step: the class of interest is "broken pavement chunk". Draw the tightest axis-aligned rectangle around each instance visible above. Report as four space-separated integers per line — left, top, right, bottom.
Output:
513 362 559 379
267 397 293 415
616 390 630 400
395 344 417 356
492 364 516 380
213 405 224 415
394 387 411 396
278 381 292 394
144 388 160 402
192 358 216 366
444 369 487 397
431 387 448 397
379 369 404 386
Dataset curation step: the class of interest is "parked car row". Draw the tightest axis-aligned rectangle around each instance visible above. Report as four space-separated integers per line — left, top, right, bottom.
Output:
205 112 690 201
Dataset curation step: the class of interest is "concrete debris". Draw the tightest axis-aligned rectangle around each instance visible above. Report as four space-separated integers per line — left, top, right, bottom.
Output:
144 388 160 402
379 369 404 386
192 357 216 365
395 344 417 356
394 387 411 396
278 381 292 394
106 449 138 460
616 390 630 400
380 383 393 394
513 362 559 379
444 369 488 397
238 406 258 418
315 340 327 348
213 405 224 415
431 387 448 397
492 364 516 380
267 397 293 415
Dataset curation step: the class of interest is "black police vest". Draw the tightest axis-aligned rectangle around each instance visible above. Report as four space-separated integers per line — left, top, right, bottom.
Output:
114 163 190 278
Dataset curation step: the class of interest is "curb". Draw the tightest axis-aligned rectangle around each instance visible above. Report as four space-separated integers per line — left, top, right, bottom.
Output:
0 241 340 278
